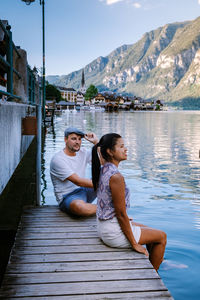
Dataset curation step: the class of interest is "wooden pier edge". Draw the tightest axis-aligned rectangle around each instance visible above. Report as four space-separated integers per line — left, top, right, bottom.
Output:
0 206 174 299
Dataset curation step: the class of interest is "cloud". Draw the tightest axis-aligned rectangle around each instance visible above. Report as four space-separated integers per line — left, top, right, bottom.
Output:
133 2 141 8
198 0 200 4
102 0 123 5
100 0 142 7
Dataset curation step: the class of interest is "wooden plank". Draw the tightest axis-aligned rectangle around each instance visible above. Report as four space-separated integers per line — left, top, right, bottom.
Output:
21 215 95 221
21 214 96 221
20 221 96 227
22 212 78 217
6 259 152 273
12 244 130 254
21 216 95 220
10 251 144 263
22 206 60 211
20 220 96 226
16 231 97 239
22 209 65 213
20 217 95 222
20 219 96 224
20 214 94 225
3 269 159 285
20 213 94 219
23 205 58 209
14 238 102 247
19 223 96 228
23 209 62 212
19 226 97 233
8 291 173 299
0 279 168 297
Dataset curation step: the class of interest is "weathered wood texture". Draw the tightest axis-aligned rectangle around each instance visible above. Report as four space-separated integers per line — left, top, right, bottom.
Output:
0 206 173 299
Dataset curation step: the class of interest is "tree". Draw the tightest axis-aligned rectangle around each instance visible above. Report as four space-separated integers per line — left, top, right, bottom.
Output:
46 84 61 103
85 84 98 101
155 104 160 111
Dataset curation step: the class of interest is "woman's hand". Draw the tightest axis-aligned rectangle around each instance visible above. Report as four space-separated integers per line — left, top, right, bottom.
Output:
132 243 149 257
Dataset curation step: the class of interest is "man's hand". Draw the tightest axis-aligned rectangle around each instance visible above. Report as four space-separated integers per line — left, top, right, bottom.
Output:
84 132 98 145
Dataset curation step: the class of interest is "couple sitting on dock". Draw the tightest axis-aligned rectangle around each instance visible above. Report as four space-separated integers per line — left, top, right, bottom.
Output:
50 127 167 271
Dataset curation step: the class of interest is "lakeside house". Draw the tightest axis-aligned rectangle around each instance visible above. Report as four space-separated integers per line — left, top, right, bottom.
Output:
93 92 164 111
56 87 77 102
76 91 85 106
50 87 164 111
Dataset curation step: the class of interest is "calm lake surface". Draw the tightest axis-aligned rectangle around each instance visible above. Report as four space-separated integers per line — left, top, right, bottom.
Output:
42 110 200 300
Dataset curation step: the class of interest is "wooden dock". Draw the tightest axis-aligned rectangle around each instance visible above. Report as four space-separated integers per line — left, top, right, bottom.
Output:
0 206 173 299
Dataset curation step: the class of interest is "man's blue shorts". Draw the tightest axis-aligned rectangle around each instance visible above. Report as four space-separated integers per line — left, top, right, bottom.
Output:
59 187 97 213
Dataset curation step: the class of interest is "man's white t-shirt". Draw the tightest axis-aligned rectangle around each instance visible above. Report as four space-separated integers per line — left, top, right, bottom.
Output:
50 148 91 204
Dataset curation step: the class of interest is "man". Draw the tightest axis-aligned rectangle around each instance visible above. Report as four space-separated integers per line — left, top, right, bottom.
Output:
50 127 98 217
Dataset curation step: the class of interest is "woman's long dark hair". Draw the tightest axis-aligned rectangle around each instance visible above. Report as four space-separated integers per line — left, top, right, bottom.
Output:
92 133 121 191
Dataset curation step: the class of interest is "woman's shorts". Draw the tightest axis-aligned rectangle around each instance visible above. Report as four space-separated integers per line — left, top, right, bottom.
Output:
97 216 141 248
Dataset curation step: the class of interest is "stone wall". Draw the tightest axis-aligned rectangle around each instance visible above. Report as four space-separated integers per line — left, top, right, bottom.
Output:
0 102 36 194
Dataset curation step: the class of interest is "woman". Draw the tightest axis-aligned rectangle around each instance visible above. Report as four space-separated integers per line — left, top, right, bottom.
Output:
92 133 166 271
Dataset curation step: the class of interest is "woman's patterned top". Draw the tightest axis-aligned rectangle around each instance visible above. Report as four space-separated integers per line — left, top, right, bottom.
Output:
97 162 130 220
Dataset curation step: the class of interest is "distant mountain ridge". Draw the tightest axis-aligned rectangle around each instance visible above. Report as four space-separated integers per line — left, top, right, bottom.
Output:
47 17 200 108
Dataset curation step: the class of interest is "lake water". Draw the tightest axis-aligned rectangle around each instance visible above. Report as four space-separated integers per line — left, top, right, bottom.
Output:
42 110 200 300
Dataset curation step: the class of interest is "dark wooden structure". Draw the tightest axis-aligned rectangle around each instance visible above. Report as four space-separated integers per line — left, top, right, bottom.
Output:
0 206 173 299
45 108 55 124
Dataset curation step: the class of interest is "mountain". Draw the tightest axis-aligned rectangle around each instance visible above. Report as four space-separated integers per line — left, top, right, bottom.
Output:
47 17 200 108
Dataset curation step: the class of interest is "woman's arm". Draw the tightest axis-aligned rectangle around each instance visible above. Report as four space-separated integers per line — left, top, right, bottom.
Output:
110 173 148 256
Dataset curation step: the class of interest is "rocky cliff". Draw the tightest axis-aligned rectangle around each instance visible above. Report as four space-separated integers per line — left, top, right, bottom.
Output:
47 17 200 108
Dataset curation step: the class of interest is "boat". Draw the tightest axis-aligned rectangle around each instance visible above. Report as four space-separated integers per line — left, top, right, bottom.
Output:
80 105 90 111
80 105 105 112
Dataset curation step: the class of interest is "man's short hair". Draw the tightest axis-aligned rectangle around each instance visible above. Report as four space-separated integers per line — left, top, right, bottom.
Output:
64 127 85 138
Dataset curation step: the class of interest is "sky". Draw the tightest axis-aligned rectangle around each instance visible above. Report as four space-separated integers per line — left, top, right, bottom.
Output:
1 0 200 76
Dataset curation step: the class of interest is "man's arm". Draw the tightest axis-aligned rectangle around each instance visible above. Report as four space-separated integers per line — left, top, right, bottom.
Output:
66 173 93 188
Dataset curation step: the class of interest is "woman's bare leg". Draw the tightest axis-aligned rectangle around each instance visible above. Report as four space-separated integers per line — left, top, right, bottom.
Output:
146 243 153 255
138 227 167 271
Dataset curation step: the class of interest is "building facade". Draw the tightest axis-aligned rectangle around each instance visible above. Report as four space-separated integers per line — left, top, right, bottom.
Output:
56 86 77 103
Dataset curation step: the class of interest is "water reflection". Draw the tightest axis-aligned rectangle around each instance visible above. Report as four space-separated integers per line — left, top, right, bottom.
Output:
41 110 200 299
